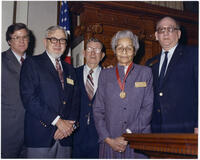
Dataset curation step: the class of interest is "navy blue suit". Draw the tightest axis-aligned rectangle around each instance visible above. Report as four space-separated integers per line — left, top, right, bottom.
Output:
20 52 80 147
150 44 198 133
72 66 99 158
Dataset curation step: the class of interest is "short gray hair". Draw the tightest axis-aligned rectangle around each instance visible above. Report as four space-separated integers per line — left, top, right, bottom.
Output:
44 25 68 39
111 30 139 54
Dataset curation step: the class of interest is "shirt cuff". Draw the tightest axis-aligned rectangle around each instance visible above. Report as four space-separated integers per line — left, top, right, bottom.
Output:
51 115 60 126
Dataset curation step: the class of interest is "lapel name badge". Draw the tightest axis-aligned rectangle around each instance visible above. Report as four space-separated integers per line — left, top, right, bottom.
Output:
135 82 147 87
66 78 74 85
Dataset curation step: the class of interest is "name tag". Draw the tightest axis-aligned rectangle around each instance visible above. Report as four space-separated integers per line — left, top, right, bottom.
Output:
135 82 147 87
66 78 74 85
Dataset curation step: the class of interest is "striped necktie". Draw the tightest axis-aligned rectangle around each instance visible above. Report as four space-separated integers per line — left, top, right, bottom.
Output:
55 59 64 89
86 69 94 100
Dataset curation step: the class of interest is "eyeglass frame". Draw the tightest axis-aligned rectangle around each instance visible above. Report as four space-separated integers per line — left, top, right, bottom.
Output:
86 47 102 54
115 45 134 53
10 35 29 42
156 26 180 34
46 37 67 44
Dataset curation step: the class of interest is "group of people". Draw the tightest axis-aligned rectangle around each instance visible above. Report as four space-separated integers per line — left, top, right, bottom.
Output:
2 16 198 158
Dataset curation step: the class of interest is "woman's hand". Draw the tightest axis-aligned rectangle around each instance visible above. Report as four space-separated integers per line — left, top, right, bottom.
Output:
105 136 128 153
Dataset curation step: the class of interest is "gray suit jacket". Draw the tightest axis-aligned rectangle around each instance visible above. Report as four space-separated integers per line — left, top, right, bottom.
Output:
1 49 25 157
93 63 153 158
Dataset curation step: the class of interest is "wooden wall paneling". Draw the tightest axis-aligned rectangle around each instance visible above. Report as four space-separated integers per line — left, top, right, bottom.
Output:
68 1 198 67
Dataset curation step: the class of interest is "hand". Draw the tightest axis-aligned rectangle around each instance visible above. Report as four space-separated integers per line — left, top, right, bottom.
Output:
63 120 75 135
54 128 65 140
105 136 128 152
104 65 113 69
56 119 75 138
194 128 198 134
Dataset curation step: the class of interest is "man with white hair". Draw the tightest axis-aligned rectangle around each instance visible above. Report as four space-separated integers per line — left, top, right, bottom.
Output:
20 26 80 158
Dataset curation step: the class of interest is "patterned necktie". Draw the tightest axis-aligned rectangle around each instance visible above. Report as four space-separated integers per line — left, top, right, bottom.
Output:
159 51 168 88
20 57 24 65
55 59 64 89
86 69 94 100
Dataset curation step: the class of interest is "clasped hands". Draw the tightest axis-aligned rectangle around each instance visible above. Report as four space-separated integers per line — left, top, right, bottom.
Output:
105 136 128 153
54 118 75 140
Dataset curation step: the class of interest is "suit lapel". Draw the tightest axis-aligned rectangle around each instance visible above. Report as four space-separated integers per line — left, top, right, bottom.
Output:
162 45 183 85
62 61 70 89
126 63 136 88
6 49 21 74
79 66 86 94
153 55 161 85
42 52 62 89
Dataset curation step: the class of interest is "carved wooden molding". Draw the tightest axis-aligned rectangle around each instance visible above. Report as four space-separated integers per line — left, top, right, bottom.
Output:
75 23 103 38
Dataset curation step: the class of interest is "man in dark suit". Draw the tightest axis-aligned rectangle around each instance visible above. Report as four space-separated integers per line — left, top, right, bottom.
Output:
72 38 105 158
2 23 30 158
20 26 80 158
148 16 198 133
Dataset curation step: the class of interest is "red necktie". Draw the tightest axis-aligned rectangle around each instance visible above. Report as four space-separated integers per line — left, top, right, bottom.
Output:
86 69 94 100
20 57 24 65
55 59 64 89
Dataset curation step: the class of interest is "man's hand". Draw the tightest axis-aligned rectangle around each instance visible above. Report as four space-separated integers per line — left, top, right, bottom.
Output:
56 119 75 138
54 129 65 140
105 136 128 153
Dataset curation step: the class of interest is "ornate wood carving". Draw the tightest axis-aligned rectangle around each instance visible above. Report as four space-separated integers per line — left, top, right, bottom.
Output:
69 2 198 67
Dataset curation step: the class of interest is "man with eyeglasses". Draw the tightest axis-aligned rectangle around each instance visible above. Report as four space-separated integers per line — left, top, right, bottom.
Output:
20 26 80 158
72 38 105 158
2 23 30 158
147 16 198 133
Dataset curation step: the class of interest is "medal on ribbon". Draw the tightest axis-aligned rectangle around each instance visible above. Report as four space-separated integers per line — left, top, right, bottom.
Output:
116 62 133 99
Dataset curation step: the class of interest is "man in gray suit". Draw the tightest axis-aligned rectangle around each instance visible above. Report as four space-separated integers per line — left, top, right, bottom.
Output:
1 23 30 158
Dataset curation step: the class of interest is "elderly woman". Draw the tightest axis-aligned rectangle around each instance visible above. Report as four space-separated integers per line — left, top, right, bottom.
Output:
93 30 153 158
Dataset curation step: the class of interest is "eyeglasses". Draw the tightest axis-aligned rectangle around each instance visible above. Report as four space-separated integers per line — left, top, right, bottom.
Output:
86 47 102 54
116 46 134 53
157 26 179 34
47 37 67 44
11 35 29 42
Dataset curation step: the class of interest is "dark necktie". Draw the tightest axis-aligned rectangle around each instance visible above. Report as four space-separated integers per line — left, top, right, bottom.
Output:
55 59 64 89
86 69 94 100
20 57 24 65
159 51 168 88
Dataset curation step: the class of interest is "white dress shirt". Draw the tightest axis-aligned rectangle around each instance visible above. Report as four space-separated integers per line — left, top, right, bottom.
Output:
159 44 178 76
46 51 63 70
84 64 101 95
11 49 26 65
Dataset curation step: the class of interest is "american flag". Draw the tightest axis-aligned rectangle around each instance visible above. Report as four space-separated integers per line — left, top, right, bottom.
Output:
59 1 71 64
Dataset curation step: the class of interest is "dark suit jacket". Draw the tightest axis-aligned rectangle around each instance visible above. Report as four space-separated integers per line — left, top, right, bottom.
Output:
72 66 99 158
150 44 198 133
20 52 80 147
1 49 25 156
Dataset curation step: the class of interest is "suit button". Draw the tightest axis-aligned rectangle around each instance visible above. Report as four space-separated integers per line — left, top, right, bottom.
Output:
157 109 161 112
159 92 163 96
63 101 66 105
88 103 92 106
